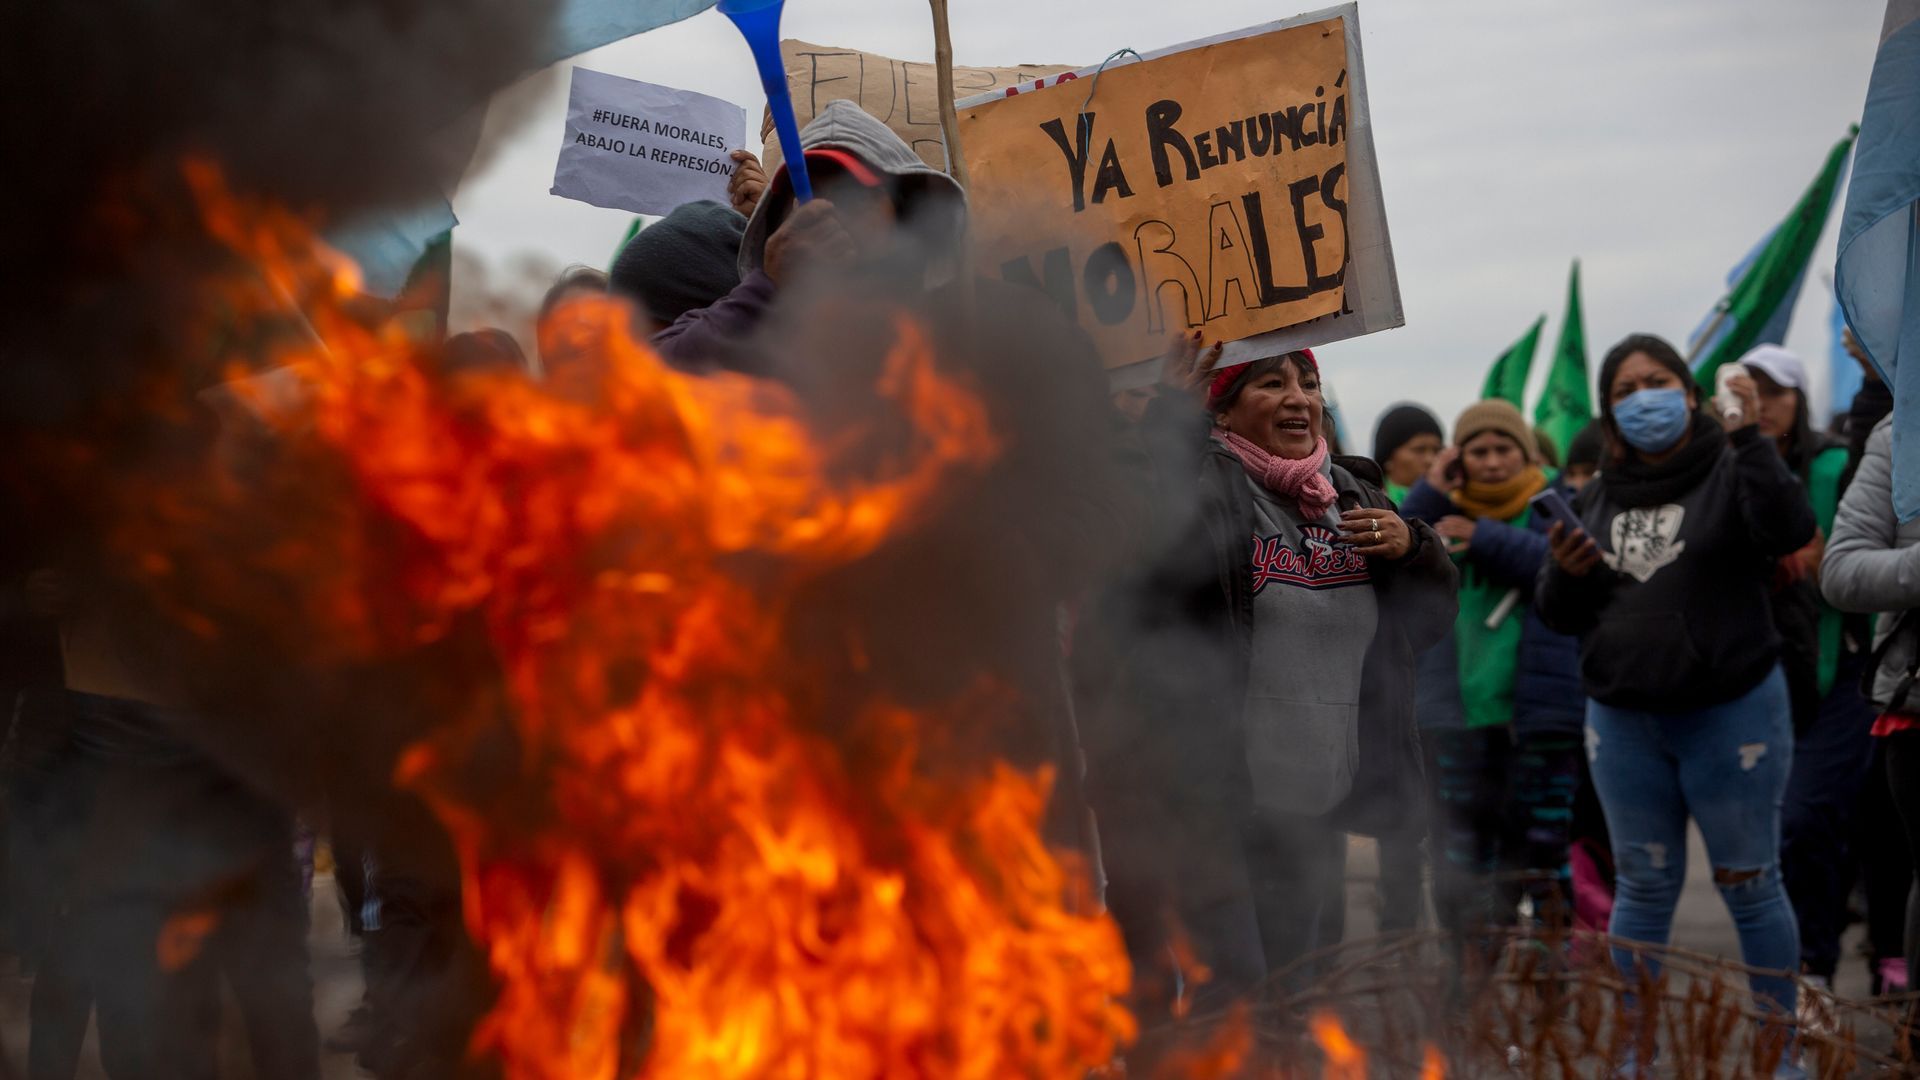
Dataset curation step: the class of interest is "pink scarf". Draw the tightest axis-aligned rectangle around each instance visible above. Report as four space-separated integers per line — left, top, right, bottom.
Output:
1216 431 1338 519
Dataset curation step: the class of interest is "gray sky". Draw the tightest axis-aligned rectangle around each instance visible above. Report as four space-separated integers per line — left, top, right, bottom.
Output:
451 0 1886 446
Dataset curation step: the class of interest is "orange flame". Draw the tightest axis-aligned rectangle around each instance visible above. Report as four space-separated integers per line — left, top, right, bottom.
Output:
1420 1043 1446 1080
124 163 1140 1078
1311 1011 1366 1080
157 907 221 972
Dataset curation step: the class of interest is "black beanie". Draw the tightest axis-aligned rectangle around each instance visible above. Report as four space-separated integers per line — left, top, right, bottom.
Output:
1372 403 1443 464
1566 421 1606 470
610 200 748 325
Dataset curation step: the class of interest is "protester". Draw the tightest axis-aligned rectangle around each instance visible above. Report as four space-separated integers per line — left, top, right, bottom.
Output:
1371 403 1444 503
642 102 1137 894
1562 421 1606 493
1110 384 1157 424
608 200 747 339
440 327 529 376
652 100 967 371
1538 334 1814 1067
1822 414 1920 1020
534 265 610 377
1740 344 1879 998
1364 402 1443 936
10 570 320 1080
1084 335 1454 1010
1533 427 1562 471
1400 400 1583 958
1550 418 1616 942
1832 347 1911 996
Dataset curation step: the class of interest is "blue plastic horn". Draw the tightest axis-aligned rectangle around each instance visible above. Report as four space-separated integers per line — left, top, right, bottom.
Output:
717 0 813 204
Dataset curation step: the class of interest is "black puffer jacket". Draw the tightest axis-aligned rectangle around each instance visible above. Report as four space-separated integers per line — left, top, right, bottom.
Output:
1080 392 1457 838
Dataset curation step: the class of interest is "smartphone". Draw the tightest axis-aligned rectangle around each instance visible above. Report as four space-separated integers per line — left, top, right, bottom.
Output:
1529 487 1581 533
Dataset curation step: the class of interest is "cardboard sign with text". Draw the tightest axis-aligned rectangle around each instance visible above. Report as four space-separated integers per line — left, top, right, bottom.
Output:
956 7 1401 374
763 40 1076 172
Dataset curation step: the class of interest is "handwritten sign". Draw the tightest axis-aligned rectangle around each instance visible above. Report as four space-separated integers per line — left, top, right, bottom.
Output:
956 7 1401 373
762 41 1075 172
550 67 747 217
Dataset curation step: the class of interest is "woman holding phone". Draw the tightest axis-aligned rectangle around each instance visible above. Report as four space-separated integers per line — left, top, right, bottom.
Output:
1399 400 1584 957
1538 334 1816 1072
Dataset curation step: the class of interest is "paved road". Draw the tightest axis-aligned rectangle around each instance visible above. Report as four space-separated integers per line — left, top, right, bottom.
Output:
0 827 1880 1078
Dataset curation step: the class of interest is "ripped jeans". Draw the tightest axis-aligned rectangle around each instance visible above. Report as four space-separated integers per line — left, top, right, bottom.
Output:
1585 666 1799 1020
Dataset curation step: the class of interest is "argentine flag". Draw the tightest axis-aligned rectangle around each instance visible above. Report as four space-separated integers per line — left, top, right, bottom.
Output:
1836 0 1920 521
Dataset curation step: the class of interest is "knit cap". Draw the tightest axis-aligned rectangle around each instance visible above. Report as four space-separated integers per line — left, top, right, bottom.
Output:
1453 399 1536 459
610 201 747 324
1372 403 1442 463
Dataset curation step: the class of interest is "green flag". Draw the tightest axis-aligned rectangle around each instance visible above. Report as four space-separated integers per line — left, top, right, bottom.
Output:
1481 316 1545 406
1534 261 1592 459
1690 127 1857 390
611 216 646 270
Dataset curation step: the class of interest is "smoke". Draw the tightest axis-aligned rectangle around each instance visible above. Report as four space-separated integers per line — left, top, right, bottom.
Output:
0 0 563 447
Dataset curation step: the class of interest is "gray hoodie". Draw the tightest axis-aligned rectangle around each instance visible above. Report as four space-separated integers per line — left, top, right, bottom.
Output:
737 99 966 275
654 99 966 366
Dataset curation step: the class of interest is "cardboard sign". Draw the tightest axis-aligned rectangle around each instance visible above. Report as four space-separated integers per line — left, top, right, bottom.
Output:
763 40 1075 172
956 5 1402 375
550 67 747 217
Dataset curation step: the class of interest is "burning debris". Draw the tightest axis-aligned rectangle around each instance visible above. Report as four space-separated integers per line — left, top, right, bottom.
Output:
57 164 1140 1079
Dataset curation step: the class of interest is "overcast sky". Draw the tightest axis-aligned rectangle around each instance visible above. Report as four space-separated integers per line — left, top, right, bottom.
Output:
451 0 1886 447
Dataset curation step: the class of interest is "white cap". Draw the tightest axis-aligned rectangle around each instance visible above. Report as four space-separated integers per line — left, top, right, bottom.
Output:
1740 344 1807 391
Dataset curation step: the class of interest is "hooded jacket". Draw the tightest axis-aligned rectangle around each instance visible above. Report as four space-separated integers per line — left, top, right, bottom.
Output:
1822 418 1920 713
1536 423 1816 711
652 101 966 366
1400 479 1585 737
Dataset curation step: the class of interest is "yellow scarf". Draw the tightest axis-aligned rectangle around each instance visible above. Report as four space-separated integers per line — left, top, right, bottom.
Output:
1451 467 1548 521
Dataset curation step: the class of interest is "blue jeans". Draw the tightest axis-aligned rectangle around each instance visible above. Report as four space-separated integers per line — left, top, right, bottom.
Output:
1586 667 1799 1021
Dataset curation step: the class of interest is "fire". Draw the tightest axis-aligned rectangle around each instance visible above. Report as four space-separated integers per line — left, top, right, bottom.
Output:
118 163 1139 1078
1311 1011 1366 1080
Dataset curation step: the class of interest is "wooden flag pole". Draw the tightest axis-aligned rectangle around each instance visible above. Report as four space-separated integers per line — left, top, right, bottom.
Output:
929 0 969 190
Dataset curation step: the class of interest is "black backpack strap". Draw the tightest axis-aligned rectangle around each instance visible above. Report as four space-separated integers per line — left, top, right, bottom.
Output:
1863 611 1920 713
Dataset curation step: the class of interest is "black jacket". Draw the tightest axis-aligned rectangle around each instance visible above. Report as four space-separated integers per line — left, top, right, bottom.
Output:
1536 424 1816 712
1080 393 1457 838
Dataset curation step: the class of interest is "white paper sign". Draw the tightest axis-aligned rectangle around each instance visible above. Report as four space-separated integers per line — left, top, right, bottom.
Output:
550 68 747 217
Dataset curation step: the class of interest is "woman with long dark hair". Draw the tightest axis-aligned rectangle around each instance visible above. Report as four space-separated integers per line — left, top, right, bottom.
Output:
1538 334 1815 1073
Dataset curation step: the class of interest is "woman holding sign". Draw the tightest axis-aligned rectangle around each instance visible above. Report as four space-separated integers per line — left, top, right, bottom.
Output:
1080 335 1454 1013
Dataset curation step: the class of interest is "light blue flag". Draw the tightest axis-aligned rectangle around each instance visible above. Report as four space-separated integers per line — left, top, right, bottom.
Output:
541 0 721 70
1835 0 1920 521
327 198 460 299
334 0 721 298
1832 299 1865 422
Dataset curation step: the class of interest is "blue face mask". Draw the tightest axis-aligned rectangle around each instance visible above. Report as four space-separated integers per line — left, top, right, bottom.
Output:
1612 388 1692 454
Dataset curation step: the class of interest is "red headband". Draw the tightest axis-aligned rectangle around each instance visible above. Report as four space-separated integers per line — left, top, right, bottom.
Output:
1206 348 1318 408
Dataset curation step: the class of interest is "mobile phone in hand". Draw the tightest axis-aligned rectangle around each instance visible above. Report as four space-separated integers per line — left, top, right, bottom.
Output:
1528 487 1581 533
